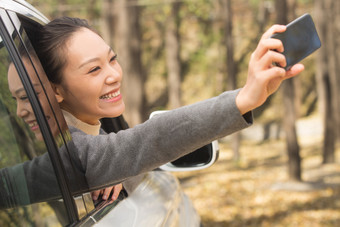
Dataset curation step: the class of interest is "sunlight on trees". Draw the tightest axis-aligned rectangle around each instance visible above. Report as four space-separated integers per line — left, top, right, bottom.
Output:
26 0 340 226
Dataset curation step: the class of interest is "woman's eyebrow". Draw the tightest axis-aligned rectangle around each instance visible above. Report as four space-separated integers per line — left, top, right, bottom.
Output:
14 83 41 94
78 47 114 69
78 57 100 69
13 87 25 95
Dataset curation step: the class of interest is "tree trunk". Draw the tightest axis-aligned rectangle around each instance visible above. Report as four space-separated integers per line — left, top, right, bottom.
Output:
314 0 337 164
283 80 302 181
257 0 270 34
325 1 340 143
220 0 241 161
275 0 301 181
100 0 114 44
213 0 225 94
112 0 147 126
322 74 336 164
86 0 97 21
223 0 236 90
165 2 182 109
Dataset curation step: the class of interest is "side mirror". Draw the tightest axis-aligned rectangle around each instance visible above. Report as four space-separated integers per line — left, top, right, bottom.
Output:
150 110 219 172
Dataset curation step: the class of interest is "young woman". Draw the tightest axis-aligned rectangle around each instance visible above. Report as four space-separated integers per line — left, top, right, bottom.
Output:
8 53 123 202
34 17 304 194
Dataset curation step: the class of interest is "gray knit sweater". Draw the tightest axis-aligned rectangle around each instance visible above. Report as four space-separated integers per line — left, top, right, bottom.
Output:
0 89 252 207
69 90 252 192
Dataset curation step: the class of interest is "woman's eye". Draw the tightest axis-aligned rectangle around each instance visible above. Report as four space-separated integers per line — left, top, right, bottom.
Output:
19 96 28 101
89 66 100 73
110 54 117 63
16 92 40 101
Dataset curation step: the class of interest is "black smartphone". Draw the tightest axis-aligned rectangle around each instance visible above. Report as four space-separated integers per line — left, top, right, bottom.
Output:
271 13 321 70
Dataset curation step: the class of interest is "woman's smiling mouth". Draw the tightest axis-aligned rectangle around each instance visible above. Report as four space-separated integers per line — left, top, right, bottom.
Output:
100 90 122 102
28 120 39 130
27 116 51 131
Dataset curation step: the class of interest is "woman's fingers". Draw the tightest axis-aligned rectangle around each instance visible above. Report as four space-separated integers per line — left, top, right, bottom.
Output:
90 184 124 201
111 184 123 201
286 63 305 78
261 50 287 69
261 24 286 39
91 189 101 201
252 25 286 60
252 38 284 61
101 186 114 200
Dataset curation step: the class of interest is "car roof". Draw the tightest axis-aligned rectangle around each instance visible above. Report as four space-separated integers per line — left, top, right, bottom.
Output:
0 0 49 24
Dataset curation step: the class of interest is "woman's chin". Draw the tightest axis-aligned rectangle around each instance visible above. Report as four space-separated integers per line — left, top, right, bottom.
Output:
105 103 125 118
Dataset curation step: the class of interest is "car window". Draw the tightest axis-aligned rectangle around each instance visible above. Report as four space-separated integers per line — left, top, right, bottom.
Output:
0 7 133 226
4 8 121 224
0 20 71 227
0 8 103 225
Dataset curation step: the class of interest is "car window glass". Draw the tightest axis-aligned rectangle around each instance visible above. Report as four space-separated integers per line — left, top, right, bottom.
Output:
0 20 70 227
14 13 97 219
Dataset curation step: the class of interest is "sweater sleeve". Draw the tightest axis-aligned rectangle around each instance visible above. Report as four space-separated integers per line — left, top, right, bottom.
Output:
70 90 253 189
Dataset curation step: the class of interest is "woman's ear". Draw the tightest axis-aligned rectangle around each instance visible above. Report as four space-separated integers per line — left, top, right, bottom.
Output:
51 83 64 103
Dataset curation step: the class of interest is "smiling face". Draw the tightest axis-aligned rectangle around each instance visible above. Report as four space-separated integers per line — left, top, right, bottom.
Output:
8 58 58 141
53 28 125 125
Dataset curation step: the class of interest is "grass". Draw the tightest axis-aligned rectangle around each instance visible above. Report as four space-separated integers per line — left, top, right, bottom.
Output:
174 137 340 227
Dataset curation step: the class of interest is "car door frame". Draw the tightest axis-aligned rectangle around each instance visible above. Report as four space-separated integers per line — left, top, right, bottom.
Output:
0 8 80 223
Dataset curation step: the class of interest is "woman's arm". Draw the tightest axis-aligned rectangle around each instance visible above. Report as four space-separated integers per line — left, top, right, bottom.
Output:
72 89 250 189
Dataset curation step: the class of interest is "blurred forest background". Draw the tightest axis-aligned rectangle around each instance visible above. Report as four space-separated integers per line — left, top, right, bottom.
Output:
28 0 340 226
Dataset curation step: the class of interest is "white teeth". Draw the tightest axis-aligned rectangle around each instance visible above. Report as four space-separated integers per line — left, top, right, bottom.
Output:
100 90 120 99
29 121 38 127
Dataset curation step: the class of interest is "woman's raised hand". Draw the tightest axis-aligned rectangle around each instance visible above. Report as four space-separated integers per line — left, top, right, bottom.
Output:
236 25 305 115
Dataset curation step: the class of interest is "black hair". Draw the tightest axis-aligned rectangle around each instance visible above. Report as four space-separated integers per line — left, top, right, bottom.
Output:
35 16 96 84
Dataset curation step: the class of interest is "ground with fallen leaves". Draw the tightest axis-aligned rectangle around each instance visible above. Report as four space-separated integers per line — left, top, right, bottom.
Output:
174 133 340 227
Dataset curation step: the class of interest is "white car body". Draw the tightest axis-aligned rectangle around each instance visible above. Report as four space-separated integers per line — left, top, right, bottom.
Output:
95 172 200 227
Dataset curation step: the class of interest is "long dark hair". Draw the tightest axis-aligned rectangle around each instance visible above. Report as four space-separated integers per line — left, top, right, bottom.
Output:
36 17 96 84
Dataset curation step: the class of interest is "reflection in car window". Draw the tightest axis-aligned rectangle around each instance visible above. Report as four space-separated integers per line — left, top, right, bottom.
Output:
0 22 69 226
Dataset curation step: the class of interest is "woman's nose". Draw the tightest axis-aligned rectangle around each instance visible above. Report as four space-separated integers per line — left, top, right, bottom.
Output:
105 75 116 84
105 66 121 85
16 100 32 118
17 107 29 118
